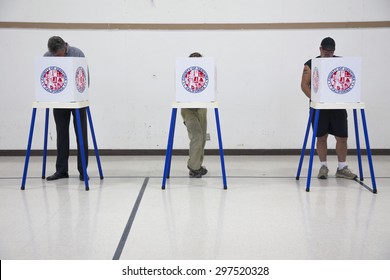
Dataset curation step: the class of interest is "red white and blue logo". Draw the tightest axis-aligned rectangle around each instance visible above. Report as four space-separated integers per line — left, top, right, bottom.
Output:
327 66 356 94
181 66 209 94
75 66 86 93
40 66 68 94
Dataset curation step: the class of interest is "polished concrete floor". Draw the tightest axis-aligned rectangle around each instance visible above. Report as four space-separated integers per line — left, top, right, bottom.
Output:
0 155 389 260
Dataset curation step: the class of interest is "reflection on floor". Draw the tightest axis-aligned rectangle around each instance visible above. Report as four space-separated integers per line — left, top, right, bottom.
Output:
0 155 389 260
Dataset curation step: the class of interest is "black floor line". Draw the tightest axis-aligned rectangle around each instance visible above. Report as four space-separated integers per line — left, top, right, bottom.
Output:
112 177 149 260
355 178 377 193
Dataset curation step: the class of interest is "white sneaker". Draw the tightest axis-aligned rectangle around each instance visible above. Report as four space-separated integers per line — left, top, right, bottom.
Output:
335 166 357 180
317 165 329 179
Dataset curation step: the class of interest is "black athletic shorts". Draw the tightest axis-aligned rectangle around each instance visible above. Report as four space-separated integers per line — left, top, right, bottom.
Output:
311 109 348 137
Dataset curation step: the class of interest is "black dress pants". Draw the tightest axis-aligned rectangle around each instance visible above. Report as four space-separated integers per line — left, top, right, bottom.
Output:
53 108 88 175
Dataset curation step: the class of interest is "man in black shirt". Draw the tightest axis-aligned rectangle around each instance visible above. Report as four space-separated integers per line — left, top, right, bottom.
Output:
300 37 357 180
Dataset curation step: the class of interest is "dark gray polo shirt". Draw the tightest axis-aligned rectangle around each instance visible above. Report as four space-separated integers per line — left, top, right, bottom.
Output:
44 44 89 85
44 44 85 57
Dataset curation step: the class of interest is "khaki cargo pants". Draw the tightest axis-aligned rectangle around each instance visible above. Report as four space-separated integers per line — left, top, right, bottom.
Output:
181 108 207 170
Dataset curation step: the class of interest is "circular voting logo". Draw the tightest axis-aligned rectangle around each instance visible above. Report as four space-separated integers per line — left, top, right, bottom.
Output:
327 66 356 94
181 66 209 93
75 66 86 93
312 67 320 93
40 66 68 94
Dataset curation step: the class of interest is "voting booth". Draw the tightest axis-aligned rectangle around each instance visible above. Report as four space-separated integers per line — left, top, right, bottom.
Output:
162 57 227 189
34 57 89 102
22 57 103 191
175 57 215 102
311 57 361 103
296 56 377 193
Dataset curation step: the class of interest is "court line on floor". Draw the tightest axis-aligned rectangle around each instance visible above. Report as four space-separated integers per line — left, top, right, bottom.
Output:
112 177 149 260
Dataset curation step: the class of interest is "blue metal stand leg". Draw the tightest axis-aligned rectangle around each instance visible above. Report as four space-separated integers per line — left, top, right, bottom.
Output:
86 107 104 180
162 108 177 189
214 108 228 189
361 109 377 193
296 108 314 180
75 109 89 191
21 108 37 190
41 108 49 179
306 109 320 192
353 109 364 181
166 109 177 179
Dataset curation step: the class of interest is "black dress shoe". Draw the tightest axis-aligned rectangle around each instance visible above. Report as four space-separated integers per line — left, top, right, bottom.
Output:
46 172 69 181
79 174 90 181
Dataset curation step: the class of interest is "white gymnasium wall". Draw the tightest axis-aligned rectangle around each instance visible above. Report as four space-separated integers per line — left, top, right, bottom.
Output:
0 0 389 151
1 0 389 23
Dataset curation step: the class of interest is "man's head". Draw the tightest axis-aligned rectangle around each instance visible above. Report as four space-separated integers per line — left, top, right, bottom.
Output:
320 37 335 57
189 52 202 58
47 36 68 56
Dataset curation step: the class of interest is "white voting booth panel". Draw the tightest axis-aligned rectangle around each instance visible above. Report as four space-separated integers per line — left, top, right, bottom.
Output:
175 57 215 102
311 57 361 103
34 57 89 102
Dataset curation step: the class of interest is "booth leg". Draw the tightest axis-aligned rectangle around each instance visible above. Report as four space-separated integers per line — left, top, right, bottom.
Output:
361 109 377 193
166 109 177 179
75 109 89 191
86 107 104 180
306 109 320 192
162 108 177 189
21 108 37 190
353 109 364 181
41 108 49 179
214 108 227 189
296 107 314 180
